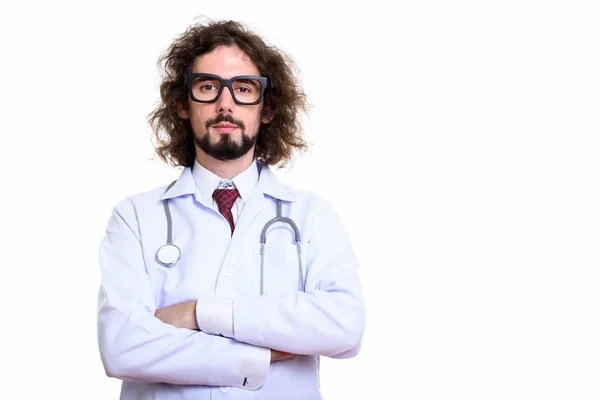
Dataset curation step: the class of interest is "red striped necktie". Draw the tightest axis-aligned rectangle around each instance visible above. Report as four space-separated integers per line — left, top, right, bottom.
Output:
212 188 239 235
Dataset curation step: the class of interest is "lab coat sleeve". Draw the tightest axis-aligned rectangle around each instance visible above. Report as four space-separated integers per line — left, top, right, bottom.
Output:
97 198 270 388
198 197 366 358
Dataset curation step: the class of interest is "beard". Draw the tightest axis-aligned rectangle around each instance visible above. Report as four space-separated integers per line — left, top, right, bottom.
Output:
194 113 258 161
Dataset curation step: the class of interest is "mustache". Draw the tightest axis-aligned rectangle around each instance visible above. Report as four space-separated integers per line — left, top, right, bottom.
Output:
205 114 246 130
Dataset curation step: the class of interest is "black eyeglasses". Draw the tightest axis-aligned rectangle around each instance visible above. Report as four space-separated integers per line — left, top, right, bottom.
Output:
185 73 268 105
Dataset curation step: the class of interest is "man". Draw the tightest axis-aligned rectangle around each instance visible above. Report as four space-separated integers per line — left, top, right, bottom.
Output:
97 19 365 400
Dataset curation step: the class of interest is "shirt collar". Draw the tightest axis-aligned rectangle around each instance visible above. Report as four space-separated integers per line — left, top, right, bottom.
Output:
191 158 259 203
159 159 295 202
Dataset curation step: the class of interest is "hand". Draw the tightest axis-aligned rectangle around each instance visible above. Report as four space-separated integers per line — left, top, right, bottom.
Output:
155 300 199 330
271 349 297 362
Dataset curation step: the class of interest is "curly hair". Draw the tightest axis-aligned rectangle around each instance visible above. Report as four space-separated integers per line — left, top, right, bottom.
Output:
148 19 309 169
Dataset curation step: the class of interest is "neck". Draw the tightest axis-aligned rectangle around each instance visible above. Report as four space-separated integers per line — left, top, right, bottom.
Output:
195 147 255 179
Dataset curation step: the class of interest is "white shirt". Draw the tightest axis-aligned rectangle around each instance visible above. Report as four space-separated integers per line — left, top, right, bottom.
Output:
192 158 259 224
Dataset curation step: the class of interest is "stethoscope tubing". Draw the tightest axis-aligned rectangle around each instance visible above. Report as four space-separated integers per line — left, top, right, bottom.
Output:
259 199 304 294
157 180 305 294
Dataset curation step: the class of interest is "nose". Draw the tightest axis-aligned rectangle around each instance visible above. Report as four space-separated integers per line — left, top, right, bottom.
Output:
216 85 235 114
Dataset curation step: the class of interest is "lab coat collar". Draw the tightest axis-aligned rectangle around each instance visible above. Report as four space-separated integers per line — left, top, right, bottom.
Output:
159 160 295 203
158 167 196 201
256 161 296 203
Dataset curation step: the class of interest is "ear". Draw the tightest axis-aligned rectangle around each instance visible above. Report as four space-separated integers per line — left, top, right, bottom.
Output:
177 99 189 119
261 112 274 124
261 101 274 124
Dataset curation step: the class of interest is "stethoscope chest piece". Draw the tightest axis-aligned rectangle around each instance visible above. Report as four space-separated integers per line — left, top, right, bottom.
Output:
156 244 181 267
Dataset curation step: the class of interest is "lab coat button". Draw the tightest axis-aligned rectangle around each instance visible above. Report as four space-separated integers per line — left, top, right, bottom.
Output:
219 386 230 392
224 271 235 277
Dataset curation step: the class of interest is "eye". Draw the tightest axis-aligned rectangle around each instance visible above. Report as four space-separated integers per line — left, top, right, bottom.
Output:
192 78 220 93
236 86 252 94
233 79 261 97
200 83 218 93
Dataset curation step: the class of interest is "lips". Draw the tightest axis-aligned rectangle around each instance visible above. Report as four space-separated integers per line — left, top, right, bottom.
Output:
213 123 238 129
211 123 239 134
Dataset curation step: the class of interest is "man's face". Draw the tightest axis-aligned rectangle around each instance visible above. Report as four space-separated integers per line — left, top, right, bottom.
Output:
180 45 269 161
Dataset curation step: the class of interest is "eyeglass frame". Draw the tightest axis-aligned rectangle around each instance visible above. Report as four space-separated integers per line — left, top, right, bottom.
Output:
185 73 268 105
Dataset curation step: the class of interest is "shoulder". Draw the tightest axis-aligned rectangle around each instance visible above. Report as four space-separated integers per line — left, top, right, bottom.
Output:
289 186 330 209
276 181 340 225
111 167 193 213
261 165 331 210
111 181 176 217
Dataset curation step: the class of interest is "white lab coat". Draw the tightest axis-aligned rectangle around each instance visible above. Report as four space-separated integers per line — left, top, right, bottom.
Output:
97 161 366 400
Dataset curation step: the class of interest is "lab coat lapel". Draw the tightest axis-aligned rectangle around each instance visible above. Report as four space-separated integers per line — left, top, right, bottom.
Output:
232 163 296 239
231 182 267 240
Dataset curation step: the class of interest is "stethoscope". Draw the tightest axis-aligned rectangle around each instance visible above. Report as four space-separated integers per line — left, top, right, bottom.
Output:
155 180 305 294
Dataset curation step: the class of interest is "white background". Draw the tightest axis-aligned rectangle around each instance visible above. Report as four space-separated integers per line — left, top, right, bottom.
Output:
1 0 599 399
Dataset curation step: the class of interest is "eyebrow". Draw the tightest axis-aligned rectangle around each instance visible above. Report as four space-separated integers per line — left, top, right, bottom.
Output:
234 78 261 85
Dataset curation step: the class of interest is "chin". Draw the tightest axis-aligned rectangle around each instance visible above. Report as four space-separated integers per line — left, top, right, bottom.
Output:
205 132 232 143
